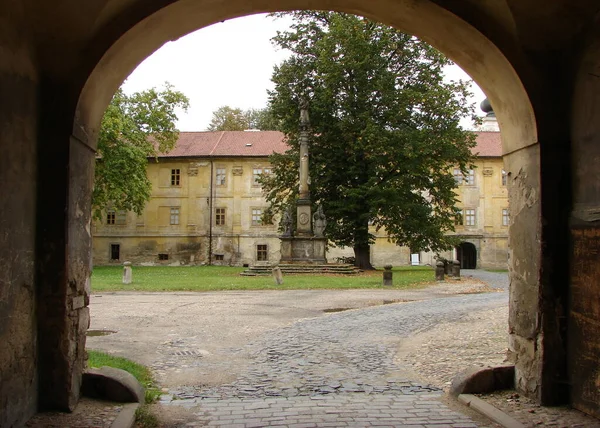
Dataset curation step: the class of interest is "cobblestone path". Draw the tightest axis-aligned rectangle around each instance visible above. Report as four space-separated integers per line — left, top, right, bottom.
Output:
160 282 507 426
165 393 480 427
165 293 505 401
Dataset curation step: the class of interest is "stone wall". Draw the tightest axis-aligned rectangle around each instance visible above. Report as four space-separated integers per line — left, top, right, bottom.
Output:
0 10 39 426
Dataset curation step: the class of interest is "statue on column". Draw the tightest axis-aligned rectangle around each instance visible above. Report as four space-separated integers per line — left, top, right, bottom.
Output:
313 205 327 238
281 206 294 237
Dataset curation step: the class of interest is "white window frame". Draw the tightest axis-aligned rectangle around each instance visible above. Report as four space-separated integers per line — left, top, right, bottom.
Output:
170 207 180 225
502 208 510 226
251 208 263 226
464 169 475 186
216 167 226 186
465 209 476 226
215 207 226 226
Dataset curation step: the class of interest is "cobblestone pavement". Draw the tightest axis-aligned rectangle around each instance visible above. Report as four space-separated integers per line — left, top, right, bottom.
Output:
163 292 505 402
155 281 506 426
162 393 480 427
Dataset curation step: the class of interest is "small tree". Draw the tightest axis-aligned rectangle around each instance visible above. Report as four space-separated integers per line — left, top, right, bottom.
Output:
261 11 478 269
93 83 189 219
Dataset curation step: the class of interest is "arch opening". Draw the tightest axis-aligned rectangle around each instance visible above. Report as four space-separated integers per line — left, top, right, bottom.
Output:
61 0 545 419
456 242 477 269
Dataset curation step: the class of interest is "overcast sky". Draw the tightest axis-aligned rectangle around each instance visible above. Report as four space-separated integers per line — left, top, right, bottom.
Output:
121 13 486 132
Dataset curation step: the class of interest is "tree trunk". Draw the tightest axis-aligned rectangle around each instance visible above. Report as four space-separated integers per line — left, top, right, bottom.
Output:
353 244 374 270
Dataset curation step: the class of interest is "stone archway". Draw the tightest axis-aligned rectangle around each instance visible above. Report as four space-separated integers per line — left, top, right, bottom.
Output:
62 0 545 414
69 1 541 412
9 1 600 426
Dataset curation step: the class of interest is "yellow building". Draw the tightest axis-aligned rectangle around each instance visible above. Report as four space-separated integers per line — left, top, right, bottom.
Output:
92 129 507 268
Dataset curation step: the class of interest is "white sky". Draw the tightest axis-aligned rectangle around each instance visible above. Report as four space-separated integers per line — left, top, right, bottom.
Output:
121 13 486 132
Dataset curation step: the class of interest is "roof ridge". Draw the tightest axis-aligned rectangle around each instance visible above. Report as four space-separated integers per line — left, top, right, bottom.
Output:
209 131 225 156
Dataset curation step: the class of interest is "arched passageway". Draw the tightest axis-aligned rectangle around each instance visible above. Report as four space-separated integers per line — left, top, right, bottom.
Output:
456 242 477 269
2 1 600 426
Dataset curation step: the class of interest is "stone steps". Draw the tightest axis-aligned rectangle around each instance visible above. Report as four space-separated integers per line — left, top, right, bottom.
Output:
240 263 361 276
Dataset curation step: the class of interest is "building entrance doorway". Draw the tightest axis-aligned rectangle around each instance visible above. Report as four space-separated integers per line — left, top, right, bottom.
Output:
110 244 120 261
456 242 477 269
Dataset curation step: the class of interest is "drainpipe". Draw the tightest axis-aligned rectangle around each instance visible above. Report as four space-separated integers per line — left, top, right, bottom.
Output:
208 160 214 265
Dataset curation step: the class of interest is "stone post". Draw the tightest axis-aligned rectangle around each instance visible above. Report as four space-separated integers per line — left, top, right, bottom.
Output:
452 260 461 278
435 261 445 281
444 259 452 275
272 266 284 285
383 264 393 286
122 262 132 284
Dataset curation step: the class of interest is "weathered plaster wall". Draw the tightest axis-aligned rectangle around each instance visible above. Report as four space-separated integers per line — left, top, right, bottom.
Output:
0 6 39 426
505 144 542 396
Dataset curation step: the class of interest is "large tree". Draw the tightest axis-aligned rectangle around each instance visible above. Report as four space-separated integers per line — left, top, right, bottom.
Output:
261 11 478 269
207 105 281 131
93 84 189 219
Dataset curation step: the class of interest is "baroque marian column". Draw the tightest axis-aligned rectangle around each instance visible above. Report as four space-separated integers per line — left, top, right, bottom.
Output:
296 100 313 237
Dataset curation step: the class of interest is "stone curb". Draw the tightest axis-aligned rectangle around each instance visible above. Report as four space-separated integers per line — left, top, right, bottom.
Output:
459 394 525 428
110 403 139 428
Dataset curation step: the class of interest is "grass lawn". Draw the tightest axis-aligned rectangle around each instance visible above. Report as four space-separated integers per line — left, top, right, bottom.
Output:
87 350 161 403
91 265 434 292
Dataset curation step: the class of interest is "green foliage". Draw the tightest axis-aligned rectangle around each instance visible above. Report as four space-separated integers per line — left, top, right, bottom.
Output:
207 105 281 131
207 105 249 131
262 11 478 265
90 265 434 291
93 83 189 220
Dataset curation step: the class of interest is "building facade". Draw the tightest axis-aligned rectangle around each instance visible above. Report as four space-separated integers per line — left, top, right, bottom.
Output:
92 129 507 269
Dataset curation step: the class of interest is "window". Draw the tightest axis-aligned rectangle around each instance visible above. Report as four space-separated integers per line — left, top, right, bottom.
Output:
502 208 510 226
115 210 126 225
465 209 476 226
171 169 180 186
216 167 226 186
110 244 120 261
252 167 271 186
107 210 116 225
158 253 169 261
455 209 463 226
215 208 226 226
170 207 180 225
453 168 463 185
251 208 264 226
215 254 224 261
502 169 508 186
257 244 268 261
465 169 475 186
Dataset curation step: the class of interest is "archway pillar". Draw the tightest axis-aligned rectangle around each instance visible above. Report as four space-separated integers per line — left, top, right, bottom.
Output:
35 81 93 411
505 144 544 398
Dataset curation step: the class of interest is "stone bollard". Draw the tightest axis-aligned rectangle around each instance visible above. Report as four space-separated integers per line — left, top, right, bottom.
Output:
435 261 445 281
452 260 461 278
382 264 393 286
444 260 452 275
272 266 284 285
122 262 132 284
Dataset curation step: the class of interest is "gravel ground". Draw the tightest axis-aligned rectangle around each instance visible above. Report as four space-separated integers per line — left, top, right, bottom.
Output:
26 270 599 427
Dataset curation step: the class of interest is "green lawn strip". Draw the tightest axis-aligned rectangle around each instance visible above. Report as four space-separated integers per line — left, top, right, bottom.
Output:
87 350 161 404
485 268 508 273
91 265 434 292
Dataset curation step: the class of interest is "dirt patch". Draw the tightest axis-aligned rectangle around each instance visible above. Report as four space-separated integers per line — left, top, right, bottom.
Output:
25 397 123 427
397 306 509 390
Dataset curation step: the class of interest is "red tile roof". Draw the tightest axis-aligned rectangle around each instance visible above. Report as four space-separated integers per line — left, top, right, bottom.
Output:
159 130 502 158
472 131 502 157
158 131 289 157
